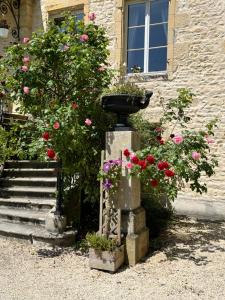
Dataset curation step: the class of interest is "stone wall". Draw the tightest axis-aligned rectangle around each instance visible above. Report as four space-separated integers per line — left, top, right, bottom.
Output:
89 0 225 219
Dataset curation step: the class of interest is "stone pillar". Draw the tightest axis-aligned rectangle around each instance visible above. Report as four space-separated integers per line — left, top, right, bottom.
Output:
105 131 149 266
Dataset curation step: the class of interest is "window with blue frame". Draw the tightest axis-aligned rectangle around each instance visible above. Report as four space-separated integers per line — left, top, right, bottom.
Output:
127 0 169 73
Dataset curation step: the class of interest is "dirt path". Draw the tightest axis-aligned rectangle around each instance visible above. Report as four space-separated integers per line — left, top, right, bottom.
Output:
0 218 225 300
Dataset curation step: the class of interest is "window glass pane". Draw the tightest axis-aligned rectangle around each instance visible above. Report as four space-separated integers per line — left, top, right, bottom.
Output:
150 0 169 24
128 3 145 27
148 47 167 72
128 27 145 49
127 50 144 73
149 23 168 47
76 13 84 21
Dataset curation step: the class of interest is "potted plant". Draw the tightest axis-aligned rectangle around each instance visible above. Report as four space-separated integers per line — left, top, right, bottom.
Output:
86 232 125 273
0 20 9 39
102 82 153 130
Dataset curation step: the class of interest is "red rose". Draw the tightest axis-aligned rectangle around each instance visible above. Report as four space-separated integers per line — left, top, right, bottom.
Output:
71 102 79 109
123 148 130 157
164 169 175 177
53 121 60 129
131 156 139 164
146 155 155 164
138 160 147 170
155 127 162 133
157 161 165 170
150 179 158 187
42 132 49 141
47 149 56 159
160 140 164 145
162 161 169 169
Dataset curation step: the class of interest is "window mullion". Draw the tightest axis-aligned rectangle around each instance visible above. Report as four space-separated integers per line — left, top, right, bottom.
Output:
144 1 150 73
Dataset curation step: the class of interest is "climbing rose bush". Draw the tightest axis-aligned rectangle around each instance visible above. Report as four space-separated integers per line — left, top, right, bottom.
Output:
99 89 218 202
0 14 114 201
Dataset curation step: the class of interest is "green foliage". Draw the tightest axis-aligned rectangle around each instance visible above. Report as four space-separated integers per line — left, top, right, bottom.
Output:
0 126 10 164
86 232 117 251
0 14 115 202
103 81 144 97
123 89 218 202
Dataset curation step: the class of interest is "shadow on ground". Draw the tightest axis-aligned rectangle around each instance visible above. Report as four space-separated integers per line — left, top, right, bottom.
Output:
150 217 225 266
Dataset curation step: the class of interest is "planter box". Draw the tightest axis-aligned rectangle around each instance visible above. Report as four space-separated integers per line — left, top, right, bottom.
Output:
89 245 125 273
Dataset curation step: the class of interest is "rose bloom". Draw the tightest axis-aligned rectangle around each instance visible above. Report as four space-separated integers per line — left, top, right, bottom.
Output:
172 134 184 144
131 155 139 164
123 148 130 157
42 132 50 141
63 45 70 51
126 162 133 169
158 161 165 170
22 37 30 43
80 34 89 42
138 160 147 170
21 65 28 72
205 136 215 144
23 86 30 94
85 118 92 126
53 121 60 129
160 140 165 145
164 169 175 177
88 12 96 21
98 66 106 72
146 155 155 164
150 179 158 188
162 161 169 169
23 56 30 64
71 102 79 109
47 149 56 159
192 151 201 160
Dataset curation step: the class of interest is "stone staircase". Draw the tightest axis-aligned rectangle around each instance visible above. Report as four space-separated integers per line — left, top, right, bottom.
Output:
0 160 75 245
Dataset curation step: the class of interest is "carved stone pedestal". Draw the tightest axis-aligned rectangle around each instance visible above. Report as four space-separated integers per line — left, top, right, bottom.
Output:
105 131 149 265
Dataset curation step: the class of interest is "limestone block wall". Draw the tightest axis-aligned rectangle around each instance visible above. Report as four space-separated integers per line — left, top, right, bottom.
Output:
90 0 225 219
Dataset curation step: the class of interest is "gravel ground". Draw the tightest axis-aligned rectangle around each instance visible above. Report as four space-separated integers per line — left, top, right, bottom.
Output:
0 217 225 300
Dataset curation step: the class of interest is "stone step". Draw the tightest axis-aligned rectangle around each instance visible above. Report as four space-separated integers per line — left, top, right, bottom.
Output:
0 220 76 246
0 207 46 226
0 197 55 210
0 177 57 187
5 160 59 169
3 113 28 121
3 168 57 178
0 186 56 198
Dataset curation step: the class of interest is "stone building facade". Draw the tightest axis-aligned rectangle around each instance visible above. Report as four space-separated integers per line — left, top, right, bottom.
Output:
1 0 225 219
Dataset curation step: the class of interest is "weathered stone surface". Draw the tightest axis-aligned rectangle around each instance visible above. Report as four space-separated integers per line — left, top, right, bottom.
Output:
121 207 146 235
89 245 125 272
45 209 67 234
126 228 149 266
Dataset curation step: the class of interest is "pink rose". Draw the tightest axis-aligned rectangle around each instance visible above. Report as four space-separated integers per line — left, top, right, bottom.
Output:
23 87 30 94
88 12 96 21
21 65 28 72
98 66 106 72
53 121 60 129
172 134 184 145
80 34 89 42
126 162 133 169
23 56 30 64
205 136 215 144
192 151 201 160
22 37 30 44
63 45 69 51
85 118 92 126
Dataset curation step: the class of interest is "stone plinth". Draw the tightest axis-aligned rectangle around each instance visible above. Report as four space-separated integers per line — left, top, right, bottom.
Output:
105 130 149 265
